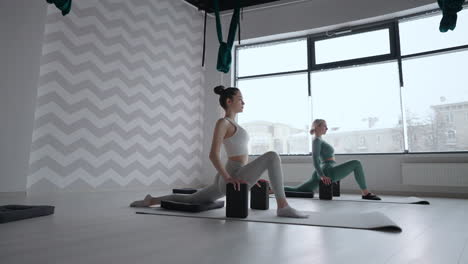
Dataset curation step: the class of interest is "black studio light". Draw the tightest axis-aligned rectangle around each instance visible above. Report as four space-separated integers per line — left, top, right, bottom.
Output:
184 0 281 13
186 0 281 73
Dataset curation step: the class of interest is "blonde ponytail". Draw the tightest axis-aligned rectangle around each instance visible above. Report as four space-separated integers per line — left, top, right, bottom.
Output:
310 119 325 135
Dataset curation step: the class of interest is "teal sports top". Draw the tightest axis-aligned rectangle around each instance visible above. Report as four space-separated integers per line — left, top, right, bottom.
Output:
312 137 335 177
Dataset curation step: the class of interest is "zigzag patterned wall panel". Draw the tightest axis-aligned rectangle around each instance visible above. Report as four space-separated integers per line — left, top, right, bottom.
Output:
27 0 205 193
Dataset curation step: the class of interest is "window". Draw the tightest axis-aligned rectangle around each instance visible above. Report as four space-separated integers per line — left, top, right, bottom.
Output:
447 130 456 139
402 51 468 152
446 129 457 146
237 74 311 155
399 9 468 55
445 112 453 123
237 39 307 77
315 28 391 64
358 136 367 150
235 5 468 155
310 62 403 153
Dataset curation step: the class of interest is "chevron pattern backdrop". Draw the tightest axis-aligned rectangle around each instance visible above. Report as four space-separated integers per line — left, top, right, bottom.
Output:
27 0 205 193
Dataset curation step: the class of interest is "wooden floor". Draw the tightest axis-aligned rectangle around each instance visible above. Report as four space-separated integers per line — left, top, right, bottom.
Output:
1 190 468 264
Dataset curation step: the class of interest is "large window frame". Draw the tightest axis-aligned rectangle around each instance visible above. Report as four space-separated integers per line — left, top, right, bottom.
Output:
234 5 468 156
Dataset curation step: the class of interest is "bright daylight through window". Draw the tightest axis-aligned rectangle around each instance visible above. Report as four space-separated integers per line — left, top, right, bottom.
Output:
236 7 468 155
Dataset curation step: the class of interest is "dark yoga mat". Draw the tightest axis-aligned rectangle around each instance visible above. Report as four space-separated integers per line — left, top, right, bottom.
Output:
285 191 314 198
274 194 429 205
172 188 198 194
161 200 224 212
136 207 401 232
0 205 55 224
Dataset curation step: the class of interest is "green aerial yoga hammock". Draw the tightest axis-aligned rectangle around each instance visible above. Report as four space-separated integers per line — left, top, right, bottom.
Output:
46 0 72 16
214 0 240 73
438 0 465 32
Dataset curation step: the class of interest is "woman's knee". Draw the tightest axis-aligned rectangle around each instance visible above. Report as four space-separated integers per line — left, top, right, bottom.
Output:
264 151 281 162
349 160 363 168
312 171 321 179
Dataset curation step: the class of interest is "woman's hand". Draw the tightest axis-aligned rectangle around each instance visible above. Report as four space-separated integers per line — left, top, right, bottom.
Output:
320 176 332 185
225 177 247 191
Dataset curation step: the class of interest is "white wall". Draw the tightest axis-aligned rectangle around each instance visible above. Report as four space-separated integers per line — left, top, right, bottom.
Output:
201 0 468 197
0 0 205 194
27 0 205 194
0 1 47 193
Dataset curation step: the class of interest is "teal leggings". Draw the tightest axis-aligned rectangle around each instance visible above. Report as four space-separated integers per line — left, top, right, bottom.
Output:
285 160 367 193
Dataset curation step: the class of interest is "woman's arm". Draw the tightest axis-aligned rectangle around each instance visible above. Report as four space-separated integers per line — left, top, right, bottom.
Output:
209 119 232 181
312 138 325 177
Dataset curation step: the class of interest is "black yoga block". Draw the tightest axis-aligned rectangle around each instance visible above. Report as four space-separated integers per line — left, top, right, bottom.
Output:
160 200 224 212
285 191 314 198
319 181 333 200
0 205 55 224
250 180 269 210
226 183 248 218
172 188 198 194
333 181 340 197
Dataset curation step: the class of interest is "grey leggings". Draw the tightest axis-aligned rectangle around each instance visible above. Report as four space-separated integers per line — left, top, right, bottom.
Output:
157 151 287 204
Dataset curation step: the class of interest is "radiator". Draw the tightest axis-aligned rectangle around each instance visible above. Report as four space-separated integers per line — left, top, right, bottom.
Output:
402 163 468 186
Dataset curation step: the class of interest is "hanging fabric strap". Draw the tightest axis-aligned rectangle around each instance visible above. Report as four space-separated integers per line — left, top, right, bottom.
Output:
202 11 207 67
46 0 72 16
437 0 465 32
238 20 241 45
238 8 243 45
214 0 240 73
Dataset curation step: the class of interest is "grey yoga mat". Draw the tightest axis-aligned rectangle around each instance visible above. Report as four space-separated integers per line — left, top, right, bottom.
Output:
0 205 55 224
136 207 401 232
274 194 430 205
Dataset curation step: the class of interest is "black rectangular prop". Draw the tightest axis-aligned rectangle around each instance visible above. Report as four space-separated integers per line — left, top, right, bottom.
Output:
333 181 340 197
250 180 269 210
226 183 248 218
319 181 333 200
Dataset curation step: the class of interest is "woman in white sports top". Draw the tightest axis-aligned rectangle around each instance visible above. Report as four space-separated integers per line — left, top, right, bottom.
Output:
130 86 307 218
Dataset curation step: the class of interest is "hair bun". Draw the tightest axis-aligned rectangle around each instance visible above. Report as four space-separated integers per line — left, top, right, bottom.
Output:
213 85 225 95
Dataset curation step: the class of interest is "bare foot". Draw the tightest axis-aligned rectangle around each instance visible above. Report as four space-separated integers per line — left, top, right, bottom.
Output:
143 194 153 205
129 194 153 207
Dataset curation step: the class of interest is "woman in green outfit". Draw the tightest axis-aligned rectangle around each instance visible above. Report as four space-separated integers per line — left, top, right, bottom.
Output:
285 119 381 200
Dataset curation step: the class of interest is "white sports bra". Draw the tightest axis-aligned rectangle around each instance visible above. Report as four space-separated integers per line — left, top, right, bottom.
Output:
223 117 249 157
